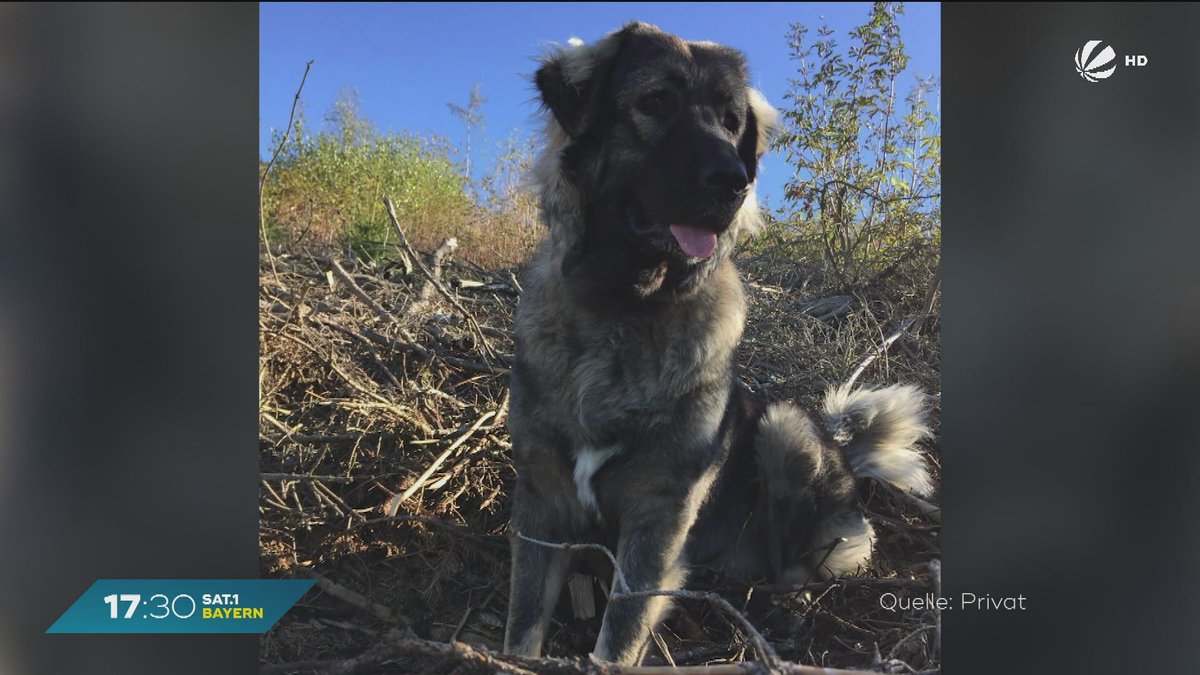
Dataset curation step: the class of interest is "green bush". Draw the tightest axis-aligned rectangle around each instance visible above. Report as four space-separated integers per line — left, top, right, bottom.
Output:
765 1 941 285
262 88 475 256
262 87 543 268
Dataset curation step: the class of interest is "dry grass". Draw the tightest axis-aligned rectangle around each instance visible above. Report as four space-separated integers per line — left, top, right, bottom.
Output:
258 232 940 674
385 207 543 271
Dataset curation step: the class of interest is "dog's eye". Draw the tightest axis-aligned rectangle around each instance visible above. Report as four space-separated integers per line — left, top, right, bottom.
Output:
638 92 669 115
724 112 740 133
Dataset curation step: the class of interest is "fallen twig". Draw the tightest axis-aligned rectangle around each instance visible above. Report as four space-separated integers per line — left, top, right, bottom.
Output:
910 266 941 336
272 329 432 435
905 493 941 523
355 514 508 550
298 569 407 626
389 409 497 512
262 627 931 675
384 195 499 363
328 258 396 322
507 270 524 295
928 560 942 658
844 315 918 390
844 266 940 389
451 587 498 644
458 279 518 294
354 322 508 376
746 575 932 595
262 473 357 483
404 236 459 320
266 432 390 446
311 479 367 523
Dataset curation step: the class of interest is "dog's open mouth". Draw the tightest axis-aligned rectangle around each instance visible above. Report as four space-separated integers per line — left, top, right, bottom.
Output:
626 203 721 260
668 223 718 259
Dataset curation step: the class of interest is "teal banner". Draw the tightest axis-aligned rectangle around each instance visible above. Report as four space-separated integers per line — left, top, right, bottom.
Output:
46 579 316 633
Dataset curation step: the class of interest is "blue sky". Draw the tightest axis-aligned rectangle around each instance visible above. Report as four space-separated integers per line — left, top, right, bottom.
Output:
260 2 941 207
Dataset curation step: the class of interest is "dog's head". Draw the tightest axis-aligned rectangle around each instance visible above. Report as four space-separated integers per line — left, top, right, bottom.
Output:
532 22 779 297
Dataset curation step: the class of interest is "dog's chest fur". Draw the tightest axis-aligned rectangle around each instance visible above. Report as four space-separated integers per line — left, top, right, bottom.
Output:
512 257 747 516
571 445 620 514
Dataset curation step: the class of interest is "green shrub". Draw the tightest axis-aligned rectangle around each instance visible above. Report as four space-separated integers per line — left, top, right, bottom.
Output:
262 86 543 268
768 1 941 285
262 88 474 256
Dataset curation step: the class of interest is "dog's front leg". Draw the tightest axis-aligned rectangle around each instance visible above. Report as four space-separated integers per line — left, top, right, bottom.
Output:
504 529 571 657
593 494 698 665
504 459 578 658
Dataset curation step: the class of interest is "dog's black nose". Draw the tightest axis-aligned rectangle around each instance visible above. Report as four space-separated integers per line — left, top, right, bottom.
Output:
701 156 749 195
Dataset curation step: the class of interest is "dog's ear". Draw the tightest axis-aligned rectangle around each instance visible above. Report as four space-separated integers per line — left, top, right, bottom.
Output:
738 88 781 182
535 60 593 139
535 34 623 139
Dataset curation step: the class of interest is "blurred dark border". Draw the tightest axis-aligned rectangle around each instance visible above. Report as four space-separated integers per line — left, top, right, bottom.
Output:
1 4 1198 675
942 3 1200 673
0 5 260 675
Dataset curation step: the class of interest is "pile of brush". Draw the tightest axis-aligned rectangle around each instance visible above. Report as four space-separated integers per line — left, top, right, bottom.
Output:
258 217 941 674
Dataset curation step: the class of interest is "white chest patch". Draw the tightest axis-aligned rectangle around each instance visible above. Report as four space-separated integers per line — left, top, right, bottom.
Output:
573 446 619 515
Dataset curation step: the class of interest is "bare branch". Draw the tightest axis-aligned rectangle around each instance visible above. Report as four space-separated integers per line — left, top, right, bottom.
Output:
844 315 917 390
297 568 406 626
259 60 314 278
388 409 497 512
383 195 500 364
262 627 929 675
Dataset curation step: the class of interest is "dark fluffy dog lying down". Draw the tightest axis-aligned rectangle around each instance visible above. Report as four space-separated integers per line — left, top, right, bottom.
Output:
503 21 935 665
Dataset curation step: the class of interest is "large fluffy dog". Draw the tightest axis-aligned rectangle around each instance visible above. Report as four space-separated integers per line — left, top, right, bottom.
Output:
505 22 934 665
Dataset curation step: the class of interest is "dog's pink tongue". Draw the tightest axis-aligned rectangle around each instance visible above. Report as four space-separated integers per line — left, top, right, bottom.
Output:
669 224 718 259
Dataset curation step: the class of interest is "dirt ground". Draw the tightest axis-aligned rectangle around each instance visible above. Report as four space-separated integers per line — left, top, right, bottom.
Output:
257 237 941 674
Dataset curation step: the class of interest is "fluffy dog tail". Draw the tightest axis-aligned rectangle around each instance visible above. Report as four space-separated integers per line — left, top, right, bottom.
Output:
822 383 934 497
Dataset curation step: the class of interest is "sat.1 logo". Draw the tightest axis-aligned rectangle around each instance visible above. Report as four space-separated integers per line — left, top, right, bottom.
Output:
1075 40 1148 83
